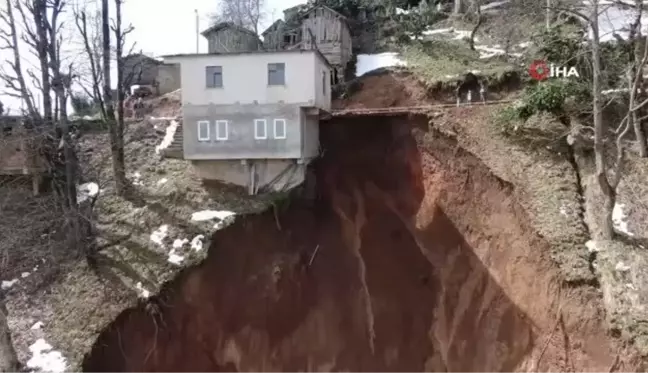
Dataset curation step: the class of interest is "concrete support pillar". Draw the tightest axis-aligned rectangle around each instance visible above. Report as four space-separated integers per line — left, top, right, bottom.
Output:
32 174 41 196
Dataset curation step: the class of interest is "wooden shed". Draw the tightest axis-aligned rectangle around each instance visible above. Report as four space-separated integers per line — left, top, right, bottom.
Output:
262 4 353 84
0 116 48 195
201 22 262 53
123 53 162 94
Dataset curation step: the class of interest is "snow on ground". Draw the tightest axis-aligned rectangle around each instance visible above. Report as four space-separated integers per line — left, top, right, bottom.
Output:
585 240 600 253
173 238 189 249
77 182 99 203
167 251 184 265
191 210 236 222
135 282 151 298
1 279 18 290
480 0 510 11
157 178 168 185
191 235 204 251
586 1 648 42
31 321 44 330
613 203 634 236
131 172 143 186
155 120 179 154
355 53 407 77
26 338 67 373
421 27 475 41
150 225 169 246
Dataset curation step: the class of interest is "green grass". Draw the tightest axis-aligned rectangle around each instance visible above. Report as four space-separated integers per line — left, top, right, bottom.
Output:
400 39 517 84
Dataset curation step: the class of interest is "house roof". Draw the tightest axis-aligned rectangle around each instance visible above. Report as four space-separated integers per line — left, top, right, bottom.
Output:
261 19 285 36
301 4 348 21
161 48 332 68
200 22 258 38
123 53 162 65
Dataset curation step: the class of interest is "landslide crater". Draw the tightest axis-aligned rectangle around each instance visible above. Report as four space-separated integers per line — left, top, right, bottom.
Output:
82 115 636 371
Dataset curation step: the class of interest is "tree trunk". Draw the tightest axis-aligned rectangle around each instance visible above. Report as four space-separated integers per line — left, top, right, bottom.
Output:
0 299 20 372
34 0 52 123
469 1 482 51
113 0 127 195
591 0 616 239
453 0 465 15
102 0 114 122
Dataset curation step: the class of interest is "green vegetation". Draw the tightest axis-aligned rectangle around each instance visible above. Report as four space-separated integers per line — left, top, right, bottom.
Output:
401 39 515 83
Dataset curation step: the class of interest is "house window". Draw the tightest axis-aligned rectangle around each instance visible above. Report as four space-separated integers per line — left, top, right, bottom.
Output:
274 119 286 139
206 66 222 88
215 120 228 140
197 120 210 141
268 63 285 85
254 119 267 139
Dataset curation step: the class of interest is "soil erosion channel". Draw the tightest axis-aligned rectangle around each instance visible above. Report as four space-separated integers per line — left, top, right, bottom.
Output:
83 115 628 371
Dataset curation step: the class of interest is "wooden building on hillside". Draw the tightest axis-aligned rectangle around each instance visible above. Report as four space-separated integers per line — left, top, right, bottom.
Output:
201 22 262 53
261 4 353 84
0 116 48 195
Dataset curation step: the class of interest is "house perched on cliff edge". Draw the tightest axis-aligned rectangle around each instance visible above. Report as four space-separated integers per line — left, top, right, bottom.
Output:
262 4 352 84
162 49 332 195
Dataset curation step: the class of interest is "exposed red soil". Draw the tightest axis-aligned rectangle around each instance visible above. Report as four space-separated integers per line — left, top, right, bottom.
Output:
82 113 640 371
333 71 431 110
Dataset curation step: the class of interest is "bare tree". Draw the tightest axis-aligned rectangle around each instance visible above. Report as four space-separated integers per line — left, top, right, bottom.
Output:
453 0 466 15
211 0 265 34
102 0 114 121
627 0 648 157
74 6 106 119
468 0 483 51
0 0 38 117
110 0 133 195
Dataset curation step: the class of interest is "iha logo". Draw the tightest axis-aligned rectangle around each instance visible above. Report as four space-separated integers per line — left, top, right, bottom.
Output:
529 60 580 80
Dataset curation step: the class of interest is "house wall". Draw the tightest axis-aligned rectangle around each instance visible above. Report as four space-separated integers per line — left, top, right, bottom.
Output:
183 103 303 160
191 159 306 192
157 64 181 95
301 109 320 159
313 55 331 111
166 51 326 107
206 28 261 53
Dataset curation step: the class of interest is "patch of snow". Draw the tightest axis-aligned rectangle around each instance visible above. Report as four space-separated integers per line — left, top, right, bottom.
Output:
395 7 409 14
77 182 100 203
585 240 600 252
355 53 407 76
626 283 636 290
191 210 236 222
613 203 634 236
167 251 184 265
31 321 44 330
560 204 569 216
453 30 473 40
481 0 510 10
132 172 144 186
616 261 631 272
27 338 67 373
149 116 176 120
190 235 204 251
1 279 18 290
21 272 30 278
517 41 531 49
150 225 169 246
172 238 189 249
155 120 179 154
135 282 151 298
423 27 454 35
475 45 507 59
157 178 168 185
586 2 648 42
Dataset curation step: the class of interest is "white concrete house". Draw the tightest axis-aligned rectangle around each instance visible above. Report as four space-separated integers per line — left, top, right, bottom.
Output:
162 49 332 194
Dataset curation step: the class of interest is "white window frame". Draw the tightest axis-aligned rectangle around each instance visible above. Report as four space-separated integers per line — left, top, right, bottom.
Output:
197 120 210 141
254 119 267 140
215 120 228 141
273 118 287 139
